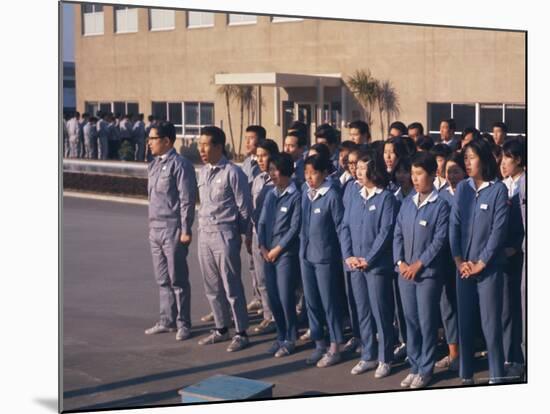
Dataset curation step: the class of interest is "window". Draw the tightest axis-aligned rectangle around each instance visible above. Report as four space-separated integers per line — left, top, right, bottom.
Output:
85 101 139 116
151 102 215 137
115 6 138 34
82 4 104 35
228 14 257 26
187 11 214 28
150 9 175 31
63 79 75 89
272 16 303 23
428 102 526 138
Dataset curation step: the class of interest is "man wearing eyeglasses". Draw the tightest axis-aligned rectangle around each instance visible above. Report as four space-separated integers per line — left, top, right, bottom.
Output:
144 121 197 342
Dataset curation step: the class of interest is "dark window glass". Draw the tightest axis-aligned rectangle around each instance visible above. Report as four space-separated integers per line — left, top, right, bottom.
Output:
428 103 451 132
200 103 214 125
85 102 98 116
185 102 199 125
113 102 125 116
184 127 200 136
453 104 476 133
152 102 167 121
63 79 75 89
168 103 183 125
99 102 111 114
127 103 139 117
505 105 526 134
480 104 503 132
83 4 103 13
282 101 295 138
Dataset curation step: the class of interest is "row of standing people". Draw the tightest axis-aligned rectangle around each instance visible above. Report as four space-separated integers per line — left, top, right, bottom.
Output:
63 111 159 162
144 118 526 389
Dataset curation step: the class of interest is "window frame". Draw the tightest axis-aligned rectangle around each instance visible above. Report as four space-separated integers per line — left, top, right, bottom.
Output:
227 13 258 26
151 101 215 138
85 101 139 117
427 102 526 138
82 4 105 36
149 8 176 32
187 11 215 29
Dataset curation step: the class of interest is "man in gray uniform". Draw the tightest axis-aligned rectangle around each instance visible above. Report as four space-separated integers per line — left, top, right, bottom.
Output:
83 116 98 159
145 121 197 341
96 112 110 160
66 111 81 158
63 115 69 158
196 126 252 352
133 113 147 162
78 113 88 158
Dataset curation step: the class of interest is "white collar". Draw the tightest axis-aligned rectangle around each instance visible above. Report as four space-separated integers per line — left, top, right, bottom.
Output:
446 186 455 196
360 186 383 201
307 180 331 201
412 189 439 208
467 177 495 194
274 182 297 198
434 176 447 190
339 171 352 186
442 137 455 145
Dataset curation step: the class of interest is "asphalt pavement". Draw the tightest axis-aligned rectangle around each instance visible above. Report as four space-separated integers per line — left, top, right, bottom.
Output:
62 195 492 412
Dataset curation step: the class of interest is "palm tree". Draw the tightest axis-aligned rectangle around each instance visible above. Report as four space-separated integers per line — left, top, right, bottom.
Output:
346 69 378 128
234 86 255 157
216 83 238 157
377 80 400 138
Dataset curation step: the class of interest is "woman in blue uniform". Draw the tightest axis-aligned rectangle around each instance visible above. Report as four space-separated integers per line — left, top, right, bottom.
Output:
340 150 397 378
393 152 450 388
258 153 302 357
450 138 509 385
383 136 408 193
434 152 466 372
500 138 526 379
300 154 345 368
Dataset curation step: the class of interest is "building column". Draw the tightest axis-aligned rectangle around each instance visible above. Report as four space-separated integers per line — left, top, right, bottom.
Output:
316 78 324 126
341 82 347 131
257 85 262 125
274 86 280 126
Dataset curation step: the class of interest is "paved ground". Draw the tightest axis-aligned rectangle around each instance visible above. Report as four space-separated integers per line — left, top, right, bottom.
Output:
62 195 493 412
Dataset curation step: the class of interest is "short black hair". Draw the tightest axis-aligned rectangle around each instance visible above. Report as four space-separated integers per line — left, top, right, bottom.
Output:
289 121 307 134
315 124 339 145
340 140 359 152
200 126 226 149
480 132 495 145
359 150 390 188
310 143 331 159
348 120 370 137
74 111 80 118
246 125 267 141
286 130 308 148
416 135 435 151
389 121 408 136
369 140 385 155
384 136 409 168
270 152 295 177
492 121 508 133
441 118 456 131
391 156 412 183
82 112 89 119
154 121 176 143
502 137 526 168
257 138 279 156
463 138 499 181
462 126 480 140
304 154 331 173
411 151 438 176
402 136 417 157
407 122 424 135
443 151 467 176
430 143 453 159
148 115 155 122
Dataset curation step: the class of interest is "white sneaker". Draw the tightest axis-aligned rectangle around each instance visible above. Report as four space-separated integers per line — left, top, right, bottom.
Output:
400 373 417 388
145 322 176 335
350 359 378 375
410 373 432 389
316 351 342 368
374 362 392 379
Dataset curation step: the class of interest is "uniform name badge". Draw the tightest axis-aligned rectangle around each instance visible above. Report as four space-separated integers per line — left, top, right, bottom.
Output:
314 208 321 214
280 206 288 213
419 220 427 226
162 166 166 171
369 204 376 211
480 203 488 210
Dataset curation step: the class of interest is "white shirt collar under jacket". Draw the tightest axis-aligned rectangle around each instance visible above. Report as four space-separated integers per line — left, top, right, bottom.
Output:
340 171 352 186
360 186 383 201
307 180 331 201
413 188 439 209
503 172 525 199
467 177 495 195
434 176 447 190
446 186 455 196
275 182 298 198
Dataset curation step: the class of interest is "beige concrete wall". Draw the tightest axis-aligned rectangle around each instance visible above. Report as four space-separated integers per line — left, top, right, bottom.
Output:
75 5 525 151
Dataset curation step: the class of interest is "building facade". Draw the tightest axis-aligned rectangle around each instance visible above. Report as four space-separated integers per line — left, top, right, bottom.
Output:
73 4 526 151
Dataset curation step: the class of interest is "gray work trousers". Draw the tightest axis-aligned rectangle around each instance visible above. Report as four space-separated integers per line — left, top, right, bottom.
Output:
149 226 191 329
198 230 249 333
